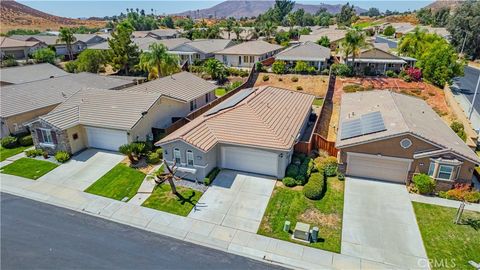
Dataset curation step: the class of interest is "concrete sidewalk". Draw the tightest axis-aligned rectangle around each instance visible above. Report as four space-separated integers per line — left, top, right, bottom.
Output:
410 193 480 212
1 173 396 270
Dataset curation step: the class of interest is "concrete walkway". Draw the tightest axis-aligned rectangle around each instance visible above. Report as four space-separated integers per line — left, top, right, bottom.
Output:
0 146 33 167
342 177 429 269
128 163 163 206
1 173 393 270
410 193 480 212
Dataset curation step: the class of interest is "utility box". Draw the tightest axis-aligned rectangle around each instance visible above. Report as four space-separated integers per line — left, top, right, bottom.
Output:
293 222 310 241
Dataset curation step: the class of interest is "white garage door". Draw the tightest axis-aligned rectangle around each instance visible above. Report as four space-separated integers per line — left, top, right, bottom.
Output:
221 146 278 177
86 127 128 151
347 153 411 183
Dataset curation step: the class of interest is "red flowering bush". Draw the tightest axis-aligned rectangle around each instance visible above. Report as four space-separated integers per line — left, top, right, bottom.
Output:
439 183 480 203
405 67 422 81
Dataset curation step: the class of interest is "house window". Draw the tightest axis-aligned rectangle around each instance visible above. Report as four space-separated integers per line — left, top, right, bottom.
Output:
249 56 254 63
428 162 435 176
190 100 197 111
400 138 412 149
205 93 210 103
37 128 56 145
222 55 227 64
173 148 181 164
438 165 454 180
186 150 194 166
243 55 249 63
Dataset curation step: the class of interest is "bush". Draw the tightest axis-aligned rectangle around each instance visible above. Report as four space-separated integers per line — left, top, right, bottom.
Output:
317 156 338 177
204 167 220 185
25 149 43 157
331 63 352 77
296 86 303 90
64 61 77 73
255 62 264 72
295 174 307 186
286 164 300 178
32 48 56 64
18 135 33 146
441 184 480 203
343 84 365 93
450 121 467 141
291 76 299 82
294 61 309 74
272 60 287 74
412 174 436 194
320 68 329 75
383 25 395 36
54 151 71 163
156 148 163 159
131 142 146 157
385 70 397 77
262 75 269 81
337 172 345 181
147 152 161 164
1 136 17 148
303 172 325 200
282 177 297 187
405 67 422 81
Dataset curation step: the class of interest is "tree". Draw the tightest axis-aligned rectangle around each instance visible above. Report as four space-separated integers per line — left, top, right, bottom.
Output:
75 49 108 73
119 144 135 163
432 7 450 27
262 21 277 40
416 8 433 25
57 27 76 60
275 31 290 45
232 25 244 40
342 29 368 69
294 61 309 73
154 161 180 195
316 36 330 47
266 0 295 24
398 27 441 59
447 0 480 59
32 48 56 64
272 60 287 74
363 7 380 17
160 16 174 29
204 58 227 83
337 3 357 27
108 21 140 75
383 25 396 36
206 25 221 39
137 43 179 80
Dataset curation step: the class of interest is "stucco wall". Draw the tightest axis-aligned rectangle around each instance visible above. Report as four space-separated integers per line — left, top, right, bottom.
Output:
67 125 87 154
3 105 58 136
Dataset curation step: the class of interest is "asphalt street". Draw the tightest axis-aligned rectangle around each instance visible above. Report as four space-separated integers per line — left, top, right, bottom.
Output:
0 193 284 270
452 66 480 113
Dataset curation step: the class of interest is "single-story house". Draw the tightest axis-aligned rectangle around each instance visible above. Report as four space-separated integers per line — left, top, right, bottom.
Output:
10 35 87 57
298 29 347 51
89 37 190 52
345 47 408 75
274 41 331 70
0 73 135 138
374 36 399 49
73 34 108 46
169 39 235 64
215 40 283 68
132 29 181 39
0 36 47 60
0 63 68 85
156 86 315 181
336 90 480 190
28 72 217 154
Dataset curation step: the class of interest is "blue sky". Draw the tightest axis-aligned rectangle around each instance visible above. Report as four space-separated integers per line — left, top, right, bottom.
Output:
19 0 434 18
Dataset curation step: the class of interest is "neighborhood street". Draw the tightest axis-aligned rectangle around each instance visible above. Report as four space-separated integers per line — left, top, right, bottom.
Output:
0 193 283 270
452 66 480 113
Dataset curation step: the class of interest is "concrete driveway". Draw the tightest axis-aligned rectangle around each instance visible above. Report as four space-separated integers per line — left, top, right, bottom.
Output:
188 170 276 233
37 149 124 191
342 177 429 269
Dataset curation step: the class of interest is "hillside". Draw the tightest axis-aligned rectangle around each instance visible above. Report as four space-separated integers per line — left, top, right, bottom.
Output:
0 0 106 33
175 0 366 18
424 0 462 11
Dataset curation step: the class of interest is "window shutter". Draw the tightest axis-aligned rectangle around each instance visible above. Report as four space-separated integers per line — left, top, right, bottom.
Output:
36 129 44 143
51 131 58 144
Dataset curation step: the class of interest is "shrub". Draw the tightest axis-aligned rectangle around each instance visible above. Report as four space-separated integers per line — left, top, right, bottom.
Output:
294 61 309 74
32 48 56 64
156 148 163 159
442 184 480 203
286 164 300 178
64 61 78 73
262 75 269 81
255 62 264 72
450 121 467 141
321 68 329 75
405 67 422 81
25 149 43 157
337 172 345 181
204 167 220 185
317 156 338 177
272 60 287 74
1 136 17 148
412 174 436 194
282 177 297 187
291 76 299 82
18 135 33 146
383 25 395 36
296 86 303 90
303 172 325 200
295 174 307 186
54 151 71 163
147 152 161 164
385 70 397 77
343 84 365 93
331 63 352 77
131 142 146 157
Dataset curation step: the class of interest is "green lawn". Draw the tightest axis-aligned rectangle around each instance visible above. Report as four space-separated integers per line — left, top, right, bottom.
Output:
353 21 380 29
215 88 227 97
313 98 324 107
413 202 480 270
85 163 145 201
0 146 31 162
0 157 58 180
142 184 203 216
258 176 344 253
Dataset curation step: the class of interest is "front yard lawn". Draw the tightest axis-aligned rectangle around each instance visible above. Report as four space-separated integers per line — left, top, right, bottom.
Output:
0 146 31 162
258 176 344 253
142 184 203 216
85 163 145 201
413 202 480 270
215 88 227 97
0 157 58 179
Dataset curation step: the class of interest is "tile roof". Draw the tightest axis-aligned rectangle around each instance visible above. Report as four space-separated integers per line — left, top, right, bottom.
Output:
336 90 480 164
0 63 69 84
123 72 216 102
43 89 161 130
214 40 283 55
89 37 190 51
73 34 107 43
0 36 42 48
299 29 347 43
275 41 331 61
157 86 314 152
67 72 135 89
172 39 234 54
10 35 85 45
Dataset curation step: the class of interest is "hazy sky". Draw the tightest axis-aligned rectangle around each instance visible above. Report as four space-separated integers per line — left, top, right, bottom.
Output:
19 0 434 18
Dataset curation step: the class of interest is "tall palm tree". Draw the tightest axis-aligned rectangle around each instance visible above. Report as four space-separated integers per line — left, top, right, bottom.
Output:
398 27 430 58
225 17 235 39
342 29 368 68
262 21 277 41
232 25 244 41
57 27 76 60
137 43 180 80
251 24 263 39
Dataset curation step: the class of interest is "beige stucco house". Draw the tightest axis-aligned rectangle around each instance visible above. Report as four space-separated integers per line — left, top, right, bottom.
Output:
345 47 409 75
215 40 283 68
0 36 46 60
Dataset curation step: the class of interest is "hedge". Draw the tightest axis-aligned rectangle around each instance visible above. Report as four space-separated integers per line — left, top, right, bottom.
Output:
204 167 221 185
303 172 325 200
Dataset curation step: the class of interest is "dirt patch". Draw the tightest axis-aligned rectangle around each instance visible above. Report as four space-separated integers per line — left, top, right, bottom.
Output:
330 179 344 192
298 209 340 228
254 73 329 97
121 157 154 174
276 181 305 191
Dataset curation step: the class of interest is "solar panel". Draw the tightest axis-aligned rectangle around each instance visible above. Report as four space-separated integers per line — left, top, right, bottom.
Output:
340 111 386 140
205 88 256 116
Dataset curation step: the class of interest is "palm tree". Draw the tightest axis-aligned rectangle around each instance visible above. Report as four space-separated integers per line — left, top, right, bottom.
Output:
398 27 430 58
225 17 235 39
204 58 227 83
342 29 368 69
137 43 180 80
57 27 76 60
251 24 263 39
262 21 277 41
119 144 135 163
232 25 244 41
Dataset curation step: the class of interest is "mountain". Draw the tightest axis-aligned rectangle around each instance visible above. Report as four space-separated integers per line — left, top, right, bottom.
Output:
0 0 105 33
424 0 462 11
175 0 366 19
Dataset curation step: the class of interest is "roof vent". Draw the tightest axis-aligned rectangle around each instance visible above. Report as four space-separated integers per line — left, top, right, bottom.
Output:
141 111 148 116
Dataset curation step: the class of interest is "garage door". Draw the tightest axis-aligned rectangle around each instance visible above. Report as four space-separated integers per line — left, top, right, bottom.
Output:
347 153 411 183
86 127 128 151
221 146 278 177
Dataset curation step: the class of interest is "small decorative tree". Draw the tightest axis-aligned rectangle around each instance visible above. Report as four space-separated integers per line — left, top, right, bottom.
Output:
154 161 180 195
